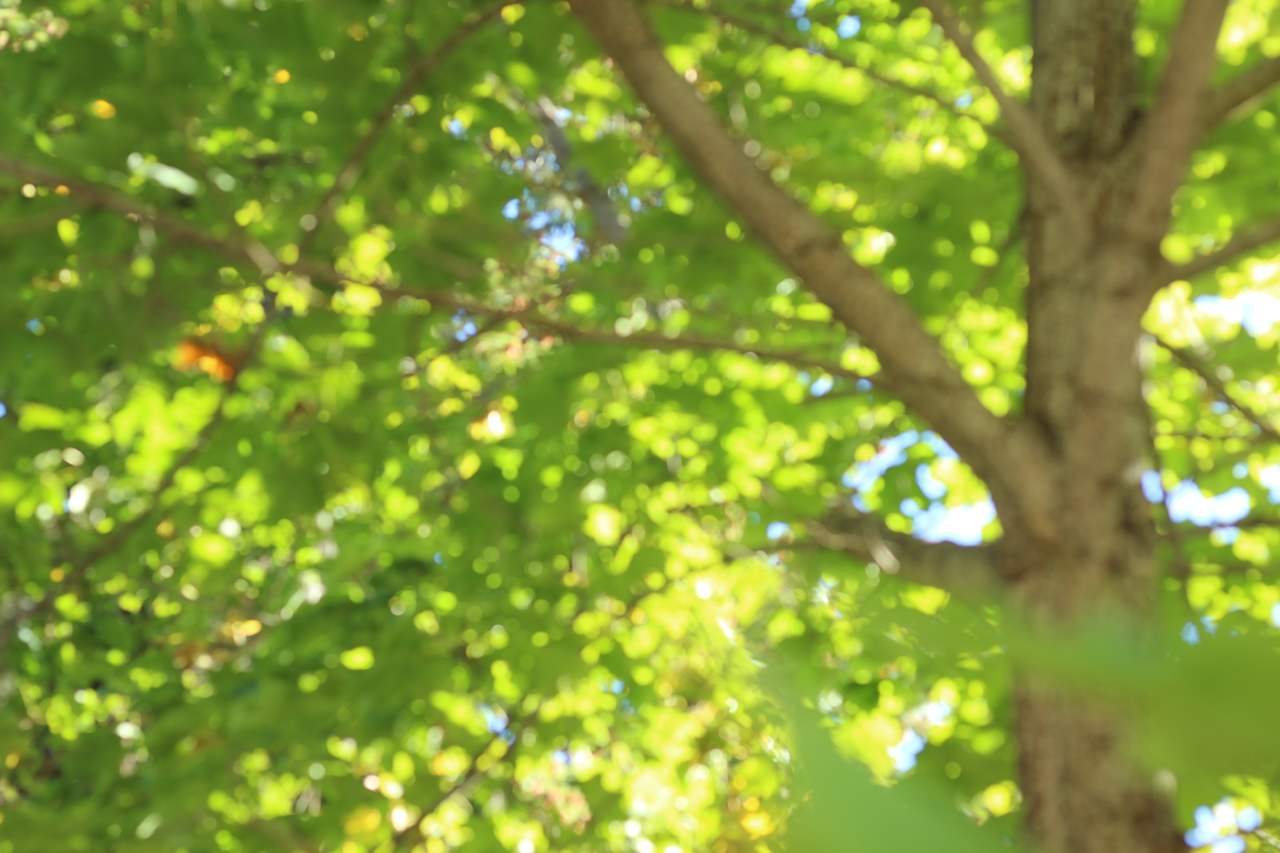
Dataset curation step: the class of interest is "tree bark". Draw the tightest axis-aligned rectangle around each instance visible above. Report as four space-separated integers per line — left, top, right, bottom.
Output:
1012 2 1216 851
1013 676 1186 853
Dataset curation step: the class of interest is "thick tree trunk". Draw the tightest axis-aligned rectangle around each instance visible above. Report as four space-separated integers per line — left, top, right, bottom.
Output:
1014 677 1185 853
1013 2 1185 851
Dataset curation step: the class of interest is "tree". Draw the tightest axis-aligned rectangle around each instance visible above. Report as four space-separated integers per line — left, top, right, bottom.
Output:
1 0 1278 850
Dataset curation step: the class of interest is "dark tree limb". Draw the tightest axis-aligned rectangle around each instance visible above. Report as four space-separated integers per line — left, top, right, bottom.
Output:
531 96 626 245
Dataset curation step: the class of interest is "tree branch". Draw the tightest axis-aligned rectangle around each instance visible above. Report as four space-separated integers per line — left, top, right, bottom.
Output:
302 1 514 247
1200 55 1280 131
1129 0 1230 239
804 508 999 591
521 314 870 381
0 155 281 275
531 96 627 245
1154 335 1280 444
917 0 1086 235
566 0 1057 540
1140 385 1193 580
0 154 869 388
1157 212 1280 283
658 0 1006 143
1173 516 1280 536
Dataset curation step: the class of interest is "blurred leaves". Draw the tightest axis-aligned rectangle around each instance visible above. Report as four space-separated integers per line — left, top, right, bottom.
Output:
0 0 1277 850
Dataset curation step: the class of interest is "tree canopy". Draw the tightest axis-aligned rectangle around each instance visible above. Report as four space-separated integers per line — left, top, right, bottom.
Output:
1 1 1279 851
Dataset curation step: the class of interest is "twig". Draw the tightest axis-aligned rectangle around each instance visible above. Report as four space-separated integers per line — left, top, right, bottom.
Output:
1154 335 1280 444
1139 381 1191 580
1 155 873 385
804 507 1000 591
0 155 280 275
1158 212 1280 283
524 314 870 381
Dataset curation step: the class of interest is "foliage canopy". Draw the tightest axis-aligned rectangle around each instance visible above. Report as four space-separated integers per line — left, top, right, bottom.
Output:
1 1 1279 851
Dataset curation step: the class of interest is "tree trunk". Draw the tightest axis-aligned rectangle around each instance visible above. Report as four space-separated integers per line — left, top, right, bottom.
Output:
1011 2 1185 850
1014 678 1185 853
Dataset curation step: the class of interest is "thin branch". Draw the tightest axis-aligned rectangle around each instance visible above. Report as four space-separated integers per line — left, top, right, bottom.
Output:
1200 55 1280 131
394 725 526 850
1256 828 1280 852
301 1 514 248
0 155 281 275
522 314 870 381
2 155 867 390
802 507 999 591
1154 335 1280 444
801 386 870 405
658 0 1007 143
1129 0 1230 239
1173 516 1280 535
1158 212 1280 283
531 96 626 245
1139 384 1192 580
917 0 1087 235
567 0 1057 541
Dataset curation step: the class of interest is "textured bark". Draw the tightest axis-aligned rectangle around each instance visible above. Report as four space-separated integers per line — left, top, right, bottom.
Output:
1013 2 1207 851
1013 678 1186 853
